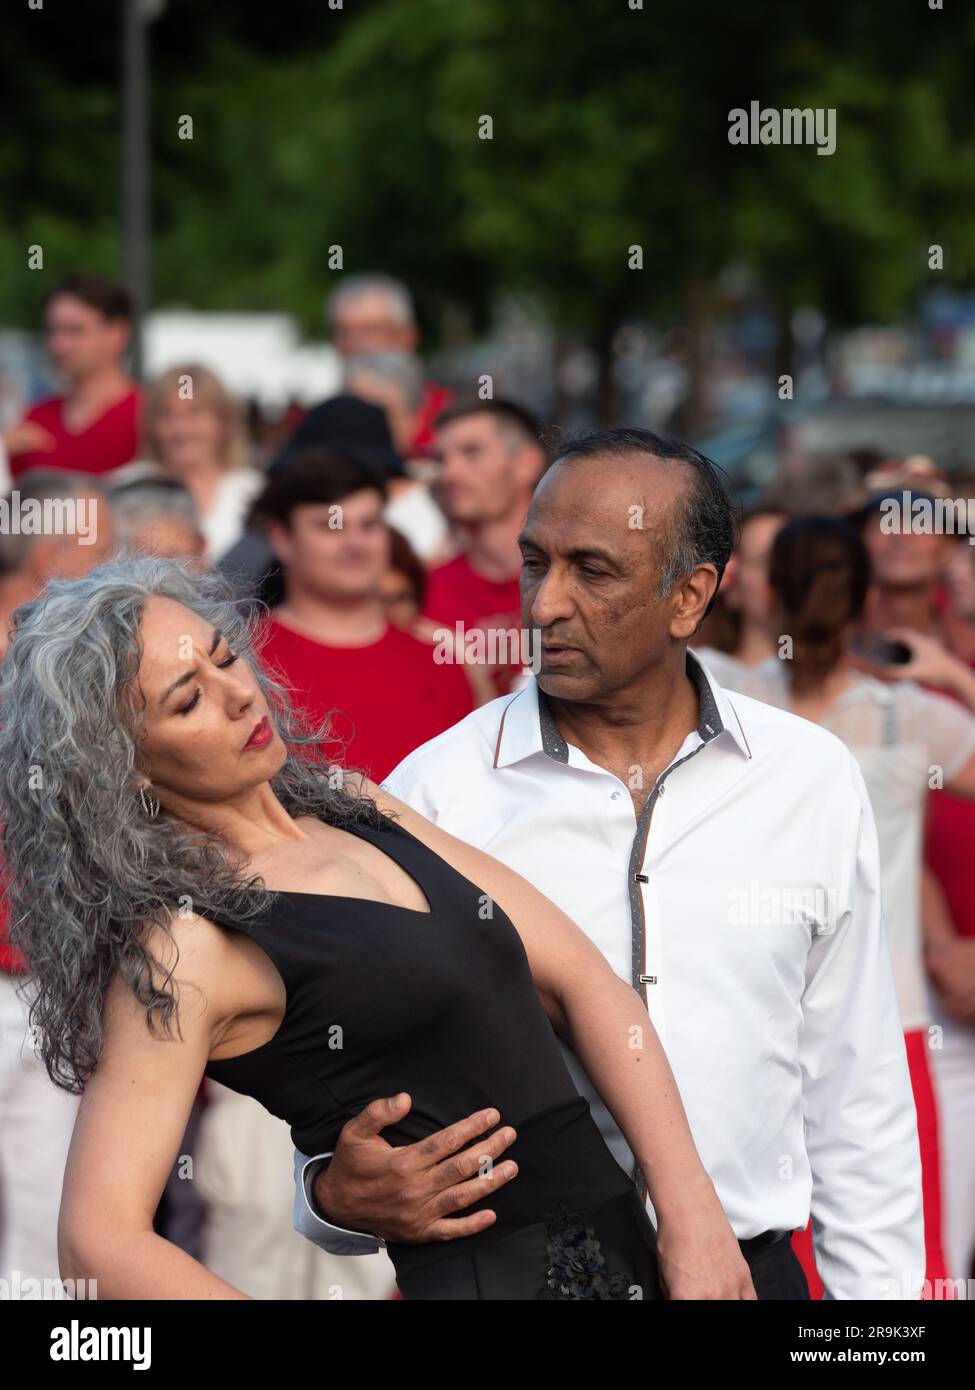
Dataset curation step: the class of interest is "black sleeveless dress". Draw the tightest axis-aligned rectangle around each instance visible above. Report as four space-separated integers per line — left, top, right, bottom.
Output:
203 812 661 1300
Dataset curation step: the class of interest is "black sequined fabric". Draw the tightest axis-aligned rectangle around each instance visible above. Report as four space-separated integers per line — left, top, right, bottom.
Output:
540 1205 636 1300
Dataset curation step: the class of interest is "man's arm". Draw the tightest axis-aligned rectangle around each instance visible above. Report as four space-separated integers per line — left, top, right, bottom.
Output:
799 755 925 1300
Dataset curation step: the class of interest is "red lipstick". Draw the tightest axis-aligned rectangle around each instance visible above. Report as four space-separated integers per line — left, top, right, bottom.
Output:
244 716 273 750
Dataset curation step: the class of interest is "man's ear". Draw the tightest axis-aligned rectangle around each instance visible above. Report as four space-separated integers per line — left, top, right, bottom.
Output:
265 520 294 568
669 564 719 640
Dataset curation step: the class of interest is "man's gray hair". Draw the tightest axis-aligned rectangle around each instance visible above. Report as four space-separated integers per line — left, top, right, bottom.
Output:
326 274 415 329
109 479 204 550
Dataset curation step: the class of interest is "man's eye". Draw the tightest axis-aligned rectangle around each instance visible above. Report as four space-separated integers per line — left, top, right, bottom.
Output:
580 566 606 579
219 652 238 668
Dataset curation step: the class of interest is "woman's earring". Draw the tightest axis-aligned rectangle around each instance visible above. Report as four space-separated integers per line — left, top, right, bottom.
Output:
139 783 160 819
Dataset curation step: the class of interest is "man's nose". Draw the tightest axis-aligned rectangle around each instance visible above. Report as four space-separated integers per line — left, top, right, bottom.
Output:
529 566 574 627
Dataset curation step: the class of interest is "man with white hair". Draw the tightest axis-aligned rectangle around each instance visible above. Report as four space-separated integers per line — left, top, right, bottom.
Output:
325 275 452 457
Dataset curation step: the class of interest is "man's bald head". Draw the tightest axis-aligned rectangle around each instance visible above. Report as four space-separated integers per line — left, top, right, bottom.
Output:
546 428 736 606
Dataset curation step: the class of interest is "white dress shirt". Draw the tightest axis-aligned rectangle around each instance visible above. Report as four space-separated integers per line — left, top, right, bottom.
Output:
293 649 924 1298
698 649 975 1032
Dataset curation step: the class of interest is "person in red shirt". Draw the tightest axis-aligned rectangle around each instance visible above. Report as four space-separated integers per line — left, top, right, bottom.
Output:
424 399 549 697
249 448 473 781
5 273 141 480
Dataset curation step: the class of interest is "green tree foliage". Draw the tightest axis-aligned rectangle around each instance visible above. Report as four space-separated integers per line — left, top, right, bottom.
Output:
3 0 974 399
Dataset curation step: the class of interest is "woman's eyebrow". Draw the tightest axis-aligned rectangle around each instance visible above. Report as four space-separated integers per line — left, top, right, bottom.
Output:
158 628 222 707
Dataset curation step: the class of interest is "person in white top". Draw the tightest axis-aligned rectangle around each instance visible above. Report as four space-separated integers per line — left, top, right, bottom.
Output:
289 428 925 1300
699 514 975 1295
142 362 265 563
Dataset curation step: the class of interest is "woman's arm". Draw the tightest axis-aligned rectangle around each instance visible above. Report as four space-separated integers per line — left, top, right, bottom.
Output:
367 780 754 1299
59 913 249 1299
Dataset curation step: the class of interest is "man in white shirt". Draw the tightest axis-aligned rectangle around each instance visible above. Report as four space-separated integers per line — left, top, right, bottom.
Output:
291 427 924 1299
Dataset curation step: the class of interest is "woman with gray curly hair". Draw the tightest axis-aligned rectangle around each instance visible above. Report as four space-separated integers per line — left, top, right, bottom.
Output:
0 555 750 1301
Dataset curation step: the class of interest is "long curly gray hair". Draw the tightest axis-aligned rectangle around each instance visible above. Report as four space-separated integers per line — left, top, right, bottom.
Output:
0 554 384 1093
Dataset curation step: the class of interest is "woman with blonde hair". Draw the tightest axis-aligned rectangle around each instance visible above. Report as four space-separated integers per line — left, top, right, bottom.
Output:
143 363 264 563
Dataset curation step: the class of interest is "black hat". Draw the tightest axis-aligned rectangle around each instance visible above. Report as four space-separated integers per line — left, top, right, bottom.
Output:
271 394 405 478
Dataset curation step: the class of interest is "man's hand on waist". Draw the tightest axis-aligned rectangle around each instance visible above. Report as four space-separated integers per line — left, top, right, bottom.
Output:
312 1092 519 1244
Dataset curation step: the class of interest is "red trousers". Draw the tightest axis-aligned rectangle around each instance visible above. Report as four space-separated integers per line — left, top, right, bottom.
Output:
791 1028 951 1298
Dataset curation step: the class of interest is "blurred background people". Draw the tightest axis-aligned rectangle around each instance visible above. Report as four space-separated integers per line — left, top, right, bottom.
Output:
326 273 451 456
142 363 264 564
219 395 404 607
696 505 788 665
382 525 496 707
107 465 208 565
424 398 549 696
850 472 975 1286
700 514 975 1296
250 449 474 779
4 275 140 479
343 350 450 563
0 468 116 1289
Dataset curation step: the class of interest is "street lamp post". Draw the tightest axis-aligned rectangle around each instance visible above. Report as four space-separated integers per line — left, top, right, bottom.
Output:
121 0 164 380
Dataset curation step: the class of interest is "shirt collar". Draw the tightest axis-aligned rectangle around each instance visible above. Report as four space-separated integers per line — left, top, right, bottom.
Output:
492 647 752 770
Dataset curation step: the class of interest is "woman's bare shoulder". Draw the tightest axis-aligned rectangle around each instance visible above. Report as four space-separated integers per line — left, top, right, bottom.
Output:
135 909 243 1025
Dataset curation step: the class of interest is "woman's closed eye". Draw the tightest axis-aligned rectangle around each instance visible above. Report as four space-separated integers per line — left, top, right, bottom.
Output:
176 652 239 716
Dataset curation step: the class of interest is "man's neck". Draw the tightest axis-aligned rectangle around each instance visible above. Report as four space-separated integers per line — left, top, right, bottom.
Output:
274 587 388 648
866 583 937 636
67 364 132 411
544 649 700 802
458 508 528 584
735 620 777 667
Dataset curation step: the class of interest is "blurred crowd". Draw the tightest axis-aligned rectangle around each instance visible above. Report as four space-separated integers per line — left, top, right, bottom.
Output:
1 269 974 1298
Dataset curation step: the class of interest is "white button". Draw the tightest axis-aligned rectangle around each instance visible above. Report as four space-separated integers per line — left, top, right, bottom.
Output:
611 791 621 799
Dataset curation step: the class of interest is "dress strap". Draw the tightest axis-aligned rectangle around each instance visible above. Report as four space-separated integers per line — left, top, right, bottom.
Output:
339 812 440 912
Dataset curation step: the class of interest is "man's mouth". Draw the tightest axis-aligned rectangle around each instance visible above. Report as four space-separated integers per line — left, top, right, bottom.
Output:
243 716 273 750
540 642 579 666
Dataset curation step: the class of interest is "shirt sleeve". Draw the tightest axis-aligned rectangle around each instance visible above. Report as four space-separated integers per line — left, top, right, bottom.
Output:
908 683 975 784
798 752 925 1300
381 753 443 820
291 1149 385 1255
